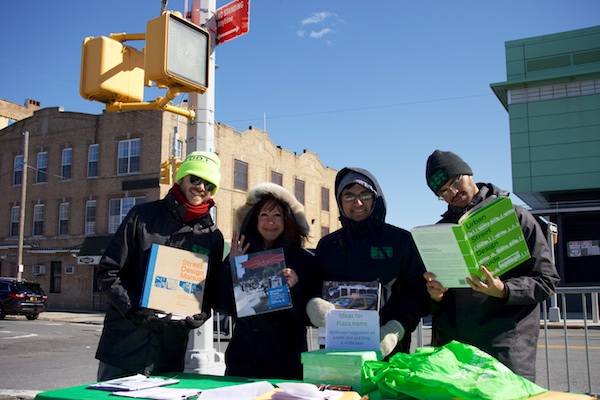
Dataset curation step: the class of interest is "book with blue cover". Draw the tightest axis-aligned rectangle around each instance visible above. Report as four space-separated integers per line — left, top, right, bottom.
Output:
229 248 292 318
140 243 209 317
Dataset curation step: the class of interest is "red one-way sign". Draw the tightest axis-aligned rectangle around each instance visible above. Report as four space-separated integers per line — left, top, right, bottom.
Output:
216 0 250 45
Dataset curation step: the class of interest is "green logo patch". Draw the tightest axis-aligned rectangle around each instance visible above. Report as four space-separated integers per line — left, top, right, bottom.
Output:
371 246 392 259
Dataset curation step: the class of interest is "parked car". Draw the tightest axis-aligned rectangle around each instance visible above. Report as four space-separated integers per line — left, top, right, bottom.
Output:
0 277 47 320
331 293 378 310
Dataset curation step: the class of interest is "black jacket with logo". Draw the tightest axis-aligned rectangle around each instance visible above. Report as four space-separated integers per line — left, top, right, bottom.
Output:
430 183 560 381
315 167 429 355
95 190 224 376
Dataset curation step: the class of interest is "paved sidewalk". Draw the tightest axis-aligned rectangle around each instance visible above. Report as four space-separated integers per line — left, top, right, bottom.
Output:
39 310 105 325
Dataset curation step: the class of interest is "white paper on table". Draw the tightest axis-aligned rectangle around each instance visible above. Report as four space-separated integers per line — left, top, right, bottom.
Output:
273 383 343 400
110 387 200 399
196 381 275 400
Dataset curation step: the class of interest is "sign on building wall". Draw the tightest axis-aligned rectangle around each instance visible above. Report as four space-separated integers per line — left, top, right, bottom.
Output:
568 240 600 257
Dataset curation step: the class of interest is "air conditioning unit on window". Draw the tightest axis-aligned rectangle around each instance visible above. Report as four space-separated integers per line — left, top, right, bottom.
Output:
32 265 46 276
65 265 76 275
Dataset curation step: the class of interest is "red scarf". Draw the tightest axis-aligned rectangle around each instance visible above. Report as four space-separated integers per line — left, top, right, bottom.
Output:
171 184 214 223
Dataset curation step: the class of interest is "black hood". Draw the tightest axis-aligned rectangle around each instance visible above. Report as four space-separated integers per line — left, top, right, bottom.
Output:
335 167 387 228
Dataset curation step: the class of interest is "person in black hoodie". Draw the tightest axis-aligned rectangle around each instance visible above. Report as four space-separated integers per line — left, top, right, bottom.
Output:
423 150 560 381
95 151 224 381
213 182 319 379
306 167 429 358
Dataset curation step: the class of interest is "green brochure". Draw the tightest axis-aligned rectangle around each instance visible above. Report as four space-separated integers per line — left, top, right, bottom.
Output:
411 196 531 288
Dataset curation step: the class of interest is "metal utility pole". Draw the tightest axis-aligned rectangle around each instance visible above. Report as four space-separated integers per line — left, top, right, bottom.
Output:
187 0 216 154
17 131 29 282
184 0 225 375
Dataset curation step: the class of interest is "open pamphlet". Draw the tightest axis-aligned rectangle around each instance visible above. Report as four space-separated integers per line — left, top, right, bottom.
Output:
411 196 531 288
230 248 292 318
87 374 180 391
140 244 209 317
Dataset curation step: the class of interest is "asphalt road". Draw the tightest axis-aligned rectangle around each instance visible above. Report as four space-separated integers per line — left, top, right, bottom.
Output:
0 316 101 398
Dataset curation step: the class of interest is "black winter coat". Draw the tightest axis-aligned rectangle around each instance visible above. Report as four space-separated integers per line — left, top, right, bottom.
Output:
315 167 429 355
95 190 224 376
429 183 560 381
215 246 317 380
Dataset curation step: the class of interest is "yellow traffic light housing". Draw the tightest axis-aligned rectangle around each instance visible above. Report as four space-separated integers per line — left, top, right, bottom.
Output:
145 11 210 93
159 160 173 185
80 36 145 103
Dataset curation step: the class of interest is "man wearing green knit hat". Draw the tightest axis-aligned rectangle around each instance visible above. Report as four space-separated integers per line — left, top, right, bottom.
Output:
96 150 224 381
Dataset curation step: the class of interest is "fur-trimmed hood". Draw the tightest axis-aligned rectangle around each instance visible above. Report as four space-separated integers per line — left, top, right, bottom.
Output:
233 182 310 236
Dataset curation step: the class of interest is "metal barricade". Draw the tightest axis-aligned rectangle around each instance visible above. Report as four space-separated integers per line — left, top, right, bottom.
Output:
541 286 600 395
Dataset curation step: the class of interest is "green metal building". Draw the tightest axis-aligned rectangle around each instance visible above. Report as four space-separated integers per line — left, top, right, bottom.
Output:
491 26 600 286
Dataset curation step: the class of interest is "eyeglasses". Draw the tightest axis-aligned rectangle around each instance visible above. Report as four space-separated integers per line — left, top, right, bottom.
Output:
438 175 463 200
342 192 374 202
189 175 216 192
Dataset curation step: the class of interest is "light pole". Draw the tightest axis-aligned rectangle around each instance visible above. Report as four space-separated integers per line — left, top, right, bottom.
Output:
183 0 225 375
17 130 29 282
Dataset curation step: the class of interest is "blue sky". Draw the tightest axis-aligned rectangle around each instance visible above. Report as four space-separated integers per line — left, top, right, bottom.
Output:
2 1 599 231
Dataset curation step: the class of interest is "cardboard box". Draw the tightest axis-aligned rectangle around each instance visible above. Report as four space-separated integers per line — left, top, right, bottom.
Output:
301 349 382 393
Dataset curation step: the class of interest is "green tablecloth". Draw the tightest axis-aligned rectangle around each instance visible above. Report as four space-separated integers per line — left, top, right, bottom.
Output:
34 373 292 400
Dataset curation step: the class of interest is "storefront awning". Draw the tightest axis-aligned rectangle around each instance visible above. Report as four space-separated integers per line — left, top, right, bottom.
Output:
77 235 113 265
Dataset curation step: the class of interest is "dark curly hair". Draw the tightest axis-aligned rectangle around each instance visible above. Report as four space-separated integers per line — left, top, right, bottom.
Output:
243 195 307 250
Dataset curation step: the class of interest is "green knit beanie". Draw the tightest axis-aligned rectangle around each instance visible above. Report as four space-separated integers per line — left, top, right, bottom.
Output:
175 151 221 193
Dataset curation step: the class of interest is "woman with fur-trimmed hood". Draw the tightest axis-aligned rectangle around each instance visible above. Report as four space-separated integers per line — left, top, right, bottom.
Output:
212 182 320 379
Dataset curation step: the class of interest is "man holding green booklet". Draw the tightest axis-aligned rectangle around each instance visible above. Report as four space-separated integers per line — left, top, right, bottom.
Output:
422 150 560 382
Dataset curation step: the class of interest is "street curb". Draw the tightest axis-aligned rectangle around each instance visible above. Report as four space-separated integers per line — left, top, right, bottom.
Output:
0 390 40 400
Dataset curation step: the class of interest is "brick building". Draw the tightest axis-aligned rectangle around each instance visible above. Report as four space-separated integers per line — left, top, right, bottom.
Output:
0 105 339 310
0 97 41 129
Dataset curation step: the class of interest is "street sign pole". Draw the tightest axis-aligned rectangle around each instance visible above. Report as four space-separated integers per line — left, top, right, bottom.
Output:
184 0 225 375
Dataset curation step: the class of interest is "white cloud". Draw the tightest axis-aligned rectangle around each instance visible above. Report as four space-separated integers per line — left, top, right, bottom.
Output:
309 28 332 39
298 11 342 42
301 11 337 25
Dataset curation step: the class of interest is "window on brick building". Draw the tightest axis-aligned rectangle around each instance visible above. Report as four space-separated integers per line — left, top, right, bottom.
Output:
117 139 140 175
271 171 283 186
86 200 96 236
321 187 330 212
33 204 44 236
234 160 248 191
108 197 145 233
321 226 330 239
36 152 47 183
10 206 19 237
58 202 69 236
13 155 23 186
61 148 72 180
88 144 99 178
295 179 305 205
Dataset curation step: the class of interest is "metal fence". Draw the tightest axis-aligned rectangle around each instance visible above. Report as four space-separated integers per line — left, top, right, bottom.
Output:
540 286 599 395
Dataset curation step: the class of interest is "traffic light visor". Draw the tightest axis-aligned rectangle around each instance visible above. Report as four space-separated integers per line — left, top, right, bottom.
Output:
145 12 210 93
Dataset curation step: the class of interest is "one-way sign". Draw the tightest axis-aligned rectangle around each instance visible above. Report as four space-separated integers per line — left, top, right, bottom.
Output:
216 0 250 45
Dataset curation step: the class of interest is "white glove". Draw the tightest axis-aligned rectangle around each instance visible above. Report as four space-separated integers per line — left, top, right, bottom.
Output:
379 319 405 358
306 297 335 328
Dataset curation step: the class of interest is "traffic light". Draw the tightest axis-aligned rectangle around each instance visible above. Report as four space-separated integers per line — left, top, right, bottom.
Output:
80 36 145 103
145 11 210 93
159 160 172 185
173 158 184 179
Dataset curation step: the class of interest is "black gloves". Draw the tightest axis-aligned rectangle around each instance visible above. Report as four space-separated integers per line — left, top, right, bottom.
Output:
127 308 209 331
174 312 209 330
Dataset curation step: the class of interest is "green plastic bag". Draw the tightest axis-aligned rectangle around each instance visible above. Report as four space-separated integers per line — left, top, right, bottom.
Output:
362 340 547 400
